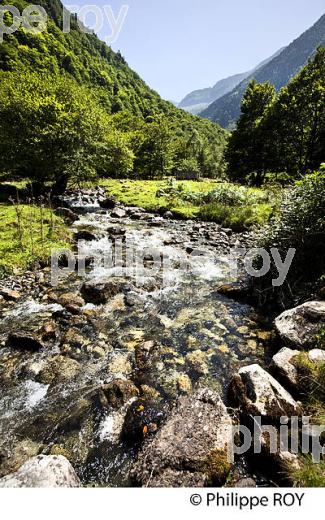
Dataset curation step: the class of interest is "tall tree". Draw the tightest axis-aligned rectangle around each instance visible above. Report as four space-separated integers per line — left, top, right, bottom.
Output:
225 80 276 185
135 115 174 178
263 47 325 175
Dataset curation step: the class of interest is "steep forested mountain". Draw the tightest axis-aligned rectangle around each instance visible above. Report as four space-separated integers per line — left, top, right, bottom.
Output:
0 0 228 185
179 49 283 115
200 13 325 128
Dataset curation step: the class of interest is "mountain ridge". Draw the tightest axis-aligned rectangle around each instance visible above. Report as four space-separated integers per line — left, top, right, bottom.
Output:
200 13 325 128
178 48 284 115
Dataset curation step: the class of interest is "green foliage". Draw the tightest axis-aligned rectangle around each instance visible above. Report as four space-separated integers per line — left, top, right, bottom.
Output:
95 178 222 217
292 456 325 487
97 178 274 230
226 48 325 184
0 202 70 274
225 80 276 185
0 0 228 184
0 71 119 189
134 116 174 178
288 355 325 487
197 203 273 231
252 168 325 307
316 327 325 350
264 47 325 175
282 350 325 486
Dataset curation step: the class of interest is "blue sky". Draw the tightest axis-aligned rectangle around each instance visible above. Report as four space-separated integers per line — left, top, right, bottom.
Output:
61 0 325 101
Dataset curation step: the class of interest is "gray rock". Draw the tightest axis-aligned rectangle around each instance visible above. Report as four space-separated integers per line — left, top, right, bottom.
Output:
131 389 233 487
259 432 301 474
74 230 97 242
275 301 325 348
222 228 233 236
148 217 164 226
0 288 21 301
99 196 116 209
54 207 78 223
231 364 301 419
111 208 126 218
107 226 126 236
0 455 81 488
271 347 299 387
308 349 325 364
145 468 206 487
80 278 132 305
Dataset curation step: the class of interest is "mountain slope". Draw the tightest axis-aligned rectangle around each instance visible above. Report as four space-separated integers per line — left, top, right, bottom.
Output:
0 0 227 130
200 13 325 128
179 71 249 114
0 0 175 117
0 0 228 177
179 48 284 115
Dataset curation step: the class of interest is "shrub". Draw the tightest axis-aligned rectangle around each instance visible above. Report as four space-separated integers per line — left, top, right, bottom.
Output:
197 203 272 231
251 168 325 308
202 185 247 206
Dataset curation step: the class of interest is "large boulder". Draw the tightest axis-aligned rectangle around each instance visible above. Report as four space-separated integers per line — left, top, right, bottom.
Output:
275 301 325 348
0 455 80 488
54 207 78 223
98 379 139 410
308 349 325 364
5 333 43 352
270 347 300 388
48 292 85 311
230 364 301 420
80 278 132 305
99 196 116 209
0 288 21 302
111 208 126 219
131 389 233 487
74 230 97 242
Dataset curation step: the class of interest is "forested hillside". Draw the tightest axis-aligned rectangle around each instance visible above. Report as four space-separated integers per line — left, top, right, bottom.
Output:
0 0 228 190
201 13 325 128
226 47 325 185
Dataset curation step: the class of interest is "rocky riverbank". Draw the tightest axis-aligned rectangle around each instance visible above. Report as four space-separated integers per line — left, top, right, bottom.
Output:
0 188 324 487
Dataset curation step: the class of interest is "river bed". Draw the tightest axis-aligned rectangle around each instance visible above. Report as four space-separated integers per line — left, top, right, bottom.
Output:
0 198 274 486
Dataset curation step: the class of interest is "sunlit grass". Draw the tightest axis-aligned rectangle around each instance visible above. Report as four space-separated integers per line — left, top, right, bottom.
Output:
94 178 277 229
0 203 71 277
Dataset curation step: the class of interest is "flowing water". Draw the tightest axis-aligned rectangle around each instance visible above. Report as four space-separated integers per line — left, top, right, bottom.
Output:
0 200 273 486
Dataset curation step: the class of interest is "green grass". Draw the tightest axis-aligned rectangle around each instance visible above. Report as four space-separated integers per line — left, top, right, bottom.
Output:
316 327 325 350
97 178 218 217
197 203 274 231
0 203 71 277
95 179 276 229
